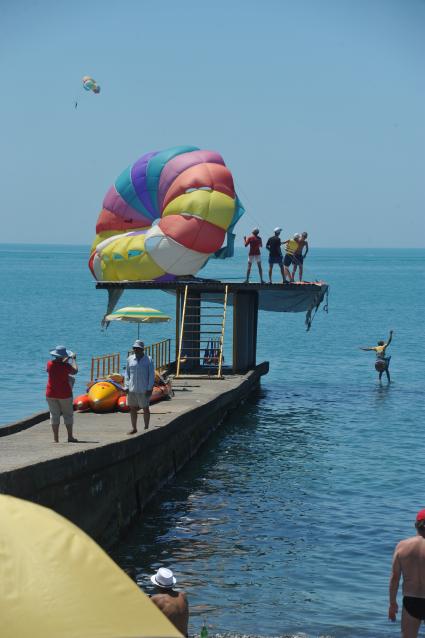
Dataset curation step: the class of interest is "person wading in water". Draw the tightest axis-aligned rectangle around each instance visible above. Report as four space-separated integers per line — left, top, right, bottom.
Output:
360 330 394 382
389 509 425 637
150 568 189 636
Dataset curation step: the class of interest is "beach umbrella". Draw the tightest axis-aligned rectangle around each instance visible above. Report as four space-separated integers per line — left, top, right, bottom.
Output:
105 306 171 338
0 494 182 638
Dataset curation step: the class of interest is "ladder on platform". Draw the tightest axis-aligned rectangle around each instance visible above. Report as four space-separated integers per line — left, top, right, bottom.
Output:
176 285 228 379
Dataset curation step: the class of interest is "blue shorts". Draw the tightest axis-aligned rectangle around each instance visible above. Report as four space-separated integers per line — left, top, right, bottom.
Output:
268 255 283 265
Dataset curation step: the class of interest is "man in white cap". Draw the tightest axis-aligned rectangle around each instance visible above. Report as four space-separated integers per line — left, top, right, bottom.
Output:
150 568 189 636
124 340 155 434
266 227 288 284
243 228 265 283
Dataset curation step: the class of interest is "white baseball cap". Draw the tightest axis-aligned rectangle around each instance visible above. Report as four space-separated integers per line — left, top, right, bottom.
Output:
273 227 282 234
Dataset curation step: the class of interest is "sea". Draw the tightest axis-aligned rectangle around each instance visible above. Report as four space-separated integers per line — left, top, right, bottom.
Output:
1 244 424 638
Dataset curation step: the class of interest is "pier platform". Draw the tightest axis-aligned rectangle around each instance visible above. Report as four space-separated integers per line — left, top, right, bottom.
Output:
0 364 268 548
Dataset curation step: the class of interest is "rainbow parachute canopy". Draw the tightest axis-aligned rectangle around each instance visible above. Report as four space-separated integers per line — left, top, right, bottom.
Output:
89 146 245 282
82 75 100 94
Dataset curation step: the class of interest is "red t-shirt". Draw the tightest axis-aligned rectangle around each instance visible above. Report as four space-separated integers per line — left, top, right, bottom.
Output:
245 235 262 255
46 360 76 399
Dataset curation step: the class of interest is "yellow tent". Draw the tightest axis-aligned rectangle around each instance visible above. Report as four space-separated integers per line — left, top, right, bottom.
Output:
0 494 183 638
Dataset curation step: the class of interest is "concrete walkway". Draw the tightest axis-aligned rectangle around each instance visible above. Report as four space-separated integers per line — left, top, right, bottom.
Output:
0 373 258 474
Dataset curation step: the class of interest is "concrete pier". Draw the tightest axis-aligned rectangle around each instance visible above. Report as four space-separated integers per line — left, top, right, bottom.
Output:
0 364 268 548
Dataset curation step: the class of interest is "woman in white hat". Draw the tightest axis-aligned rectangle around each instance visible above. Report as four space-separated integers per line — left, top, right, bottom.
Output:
45 346 79 442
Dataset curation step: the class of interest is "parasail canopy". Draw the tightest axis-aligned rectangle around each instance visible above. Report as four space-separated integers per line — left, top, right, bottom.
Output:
82 75 100 93
89 146 245 283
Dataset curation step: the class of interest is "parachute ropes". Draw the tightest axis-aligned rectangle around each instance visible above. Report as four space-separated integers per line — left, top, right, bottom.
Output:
75 76 101 108
89 146 245 283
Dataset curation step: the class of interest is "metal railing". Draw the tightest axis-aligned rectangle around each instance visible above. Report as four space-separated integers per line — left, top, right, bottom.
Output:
91 339 171 382
90 353 121 381
143 338 171 372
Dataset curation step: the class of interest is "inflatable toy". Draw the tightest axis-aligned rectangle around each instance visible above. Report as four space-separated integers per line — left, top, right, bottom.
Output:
73 373 172 413
89 146 244 282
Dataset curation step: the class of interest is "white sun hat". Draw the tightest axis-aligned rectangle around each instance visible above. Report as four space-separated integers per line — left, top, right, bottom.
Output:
150 567 177 588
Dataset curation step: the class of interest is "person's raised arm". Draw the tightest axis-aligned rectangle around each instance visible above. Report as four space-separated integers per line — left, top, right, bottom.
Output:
66 354 78 374
389 547 401 621
359 346 375 351
243 235 249 247
386 330 394 347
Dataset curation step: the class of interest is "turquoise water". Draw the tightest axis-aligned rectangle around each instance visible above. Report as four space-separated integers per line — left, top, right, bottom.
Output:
1 245 424 637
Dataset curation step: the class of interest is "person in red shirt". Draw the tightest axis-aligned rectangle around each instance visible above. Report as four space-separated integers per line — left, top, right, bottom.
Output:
244 228 265 283
46 345 79 442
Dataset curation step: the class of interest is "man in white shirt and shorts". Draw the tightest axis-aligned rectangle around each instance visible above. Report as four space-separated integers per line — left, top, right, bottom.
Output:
124 340 155 434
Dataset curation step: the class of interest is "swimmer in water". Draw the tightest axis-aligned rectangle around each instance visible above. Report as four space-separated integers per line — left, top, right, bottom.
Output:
360 330 394 382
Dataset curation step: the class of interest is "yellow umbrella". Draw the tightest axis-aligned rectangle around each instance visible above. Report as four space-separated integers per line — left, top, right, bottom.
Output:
0 494 183 638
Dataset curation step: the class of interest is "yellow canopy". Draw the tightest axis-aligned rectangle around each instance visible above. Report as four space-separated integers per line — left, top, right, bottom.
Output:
0 495 183 638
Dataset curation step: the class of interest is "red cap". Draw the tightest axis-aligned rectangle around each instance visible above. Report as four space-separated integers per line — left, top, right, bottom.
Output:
416 509 425 522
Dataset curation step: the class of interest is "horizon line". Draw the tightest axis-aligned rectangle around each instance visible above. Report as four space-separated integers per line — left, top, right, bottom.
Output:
0 242 424 250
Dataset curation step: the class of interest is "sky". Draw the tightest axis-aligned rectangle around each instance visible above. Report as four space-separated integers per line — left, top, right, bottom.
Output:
1 0 424 247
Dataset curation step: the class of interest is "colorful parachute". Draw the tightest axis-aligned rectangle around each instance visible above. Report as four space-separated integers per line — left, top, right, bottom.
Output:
82 75 100 94
89 146 244 282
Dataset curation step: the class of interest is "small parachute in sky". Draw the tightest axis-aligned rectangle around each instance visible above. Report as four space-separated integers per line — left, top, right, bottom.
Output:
75 76 101 108
82 75 101 94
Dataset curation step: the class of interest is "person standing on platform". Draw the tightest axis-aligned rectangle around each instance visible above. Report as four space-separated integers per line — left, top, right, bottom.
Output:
124 340 155 434
360 330 393 382
282 234 300 281
293 231 309 281
244 228 265 283
46 345 78 443
389 509 425 637
265 227 287 283
150 568 189 637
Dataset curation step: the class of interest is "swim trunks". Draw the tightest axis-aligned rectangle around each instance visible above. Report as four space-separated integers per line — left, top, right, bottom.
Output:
284 254 297 267
269 255 283 265
403 596 425 620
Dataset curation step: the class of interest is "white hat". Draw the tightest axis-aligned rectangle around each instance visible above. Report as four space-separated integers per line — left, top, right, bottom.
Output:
273 227 282 234
132 340 145 349
150 567 177 589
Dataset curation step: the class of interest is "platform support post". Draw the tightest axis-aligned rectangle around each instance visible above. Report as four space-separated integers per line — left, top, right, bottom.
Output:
233 291 258 372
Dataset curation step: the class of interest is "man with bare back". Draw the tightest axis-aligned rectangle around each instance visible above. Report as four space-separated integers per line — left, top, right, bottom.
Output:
150 568 189 636
389 510 425 637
